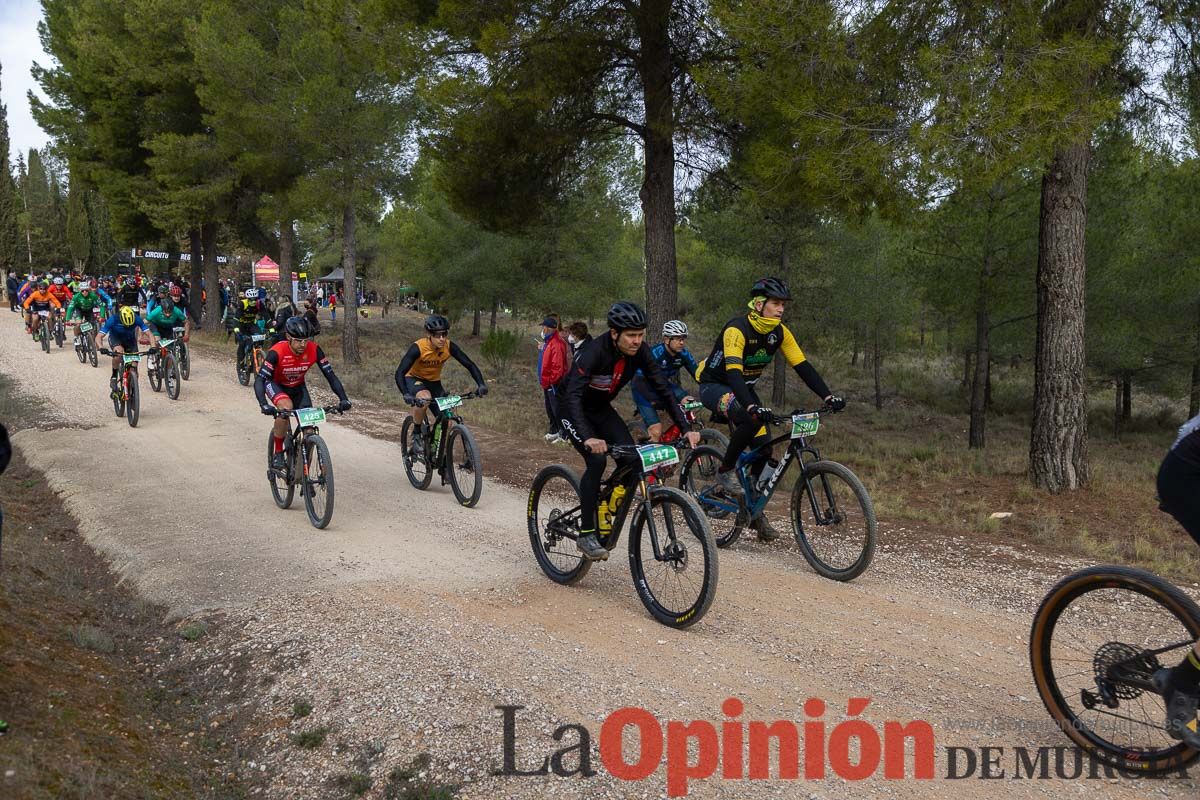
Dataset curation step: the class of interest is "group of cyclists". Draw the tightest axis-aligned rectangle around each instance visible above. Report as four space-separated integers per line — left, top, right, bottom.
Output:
13 265 1200 746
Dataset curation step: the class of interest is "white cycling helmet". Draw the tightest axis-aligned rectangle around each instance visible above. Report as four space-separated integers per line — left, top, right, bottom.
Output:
662 319 688 337
53 276 64 285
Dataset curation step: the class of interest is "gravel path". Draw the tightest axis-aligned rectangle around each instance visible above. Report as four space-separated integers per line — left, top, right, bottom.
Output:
3 319 1197 798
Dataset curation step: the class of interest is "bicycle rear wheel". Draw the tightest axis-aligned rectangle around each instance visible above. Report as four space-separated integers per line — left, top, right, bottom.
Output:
446 424 483 507
527 464 590 584
1031 565 1200 773
699 427 729 451
628 486 718 628
236 351 251 385
267 429 294 509
679 444 743 547
165 354 181 400
301 434 334 529
791 460 875 581
125 369 140 427
400 416 433 490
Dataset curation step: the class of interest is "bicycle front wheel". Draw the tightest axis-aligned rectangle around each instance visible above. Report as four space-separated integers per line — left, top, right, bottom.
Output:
236 353 250 385
302 434 335 529
679 444 743 547
1031 565 1200 774
148 352 163 392
179 343 190 380
527 464 590 585
446 424 483 507
41 320 50 353
267 429 295 509
75 334 87 363
55 318 64 348
125 370 140 427
165 354 181 400
628 486 717 628
400 416 433 490
88 334 98 367
790 460 875 581
699 427 729 451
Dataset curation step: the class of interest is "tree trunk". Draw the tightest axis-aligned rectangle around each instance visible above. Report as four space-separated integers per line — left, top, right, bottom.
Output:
772 236 790 407
969 305 989 449
1030 141 1090 492
202 222 220 328
1192 301 1200 418
341 202 360 364
873 321 883 411
188 227 203 324
1112 376 1122 440
472 307 481 337
1121 372 1131 421
636 0 678 328
490 298 498 334
279 219 294 300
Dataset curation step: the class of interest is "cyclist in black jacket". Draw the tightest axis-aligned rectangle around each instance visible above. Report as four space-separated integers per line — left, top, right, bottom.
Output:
559 301 700 560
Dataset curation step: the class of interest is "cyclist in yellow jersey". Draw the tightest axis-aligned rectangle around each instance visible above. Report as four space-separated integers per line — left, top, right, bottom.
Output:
394 315 488 453
695 277 845 540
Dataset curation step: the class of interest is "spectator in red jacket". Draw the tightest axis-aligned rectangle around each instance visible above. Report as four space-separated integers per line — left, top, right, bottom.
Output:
537 316 570 444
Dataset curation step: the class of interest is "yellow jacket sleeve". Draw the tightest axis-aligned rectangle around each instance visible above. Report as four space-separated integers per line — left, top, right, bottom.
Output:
722 326 746 371
779 325 806 367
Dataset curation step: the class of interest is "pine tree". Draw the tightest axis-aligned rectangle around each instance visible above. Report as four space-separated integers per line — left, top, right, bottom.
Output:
0 64 20 273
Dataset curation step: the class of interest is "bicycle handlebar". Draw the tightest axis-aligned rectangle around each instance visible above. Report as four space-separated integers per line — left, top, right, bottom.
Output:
411 390 480 408
272 404 347 418
760 403 839 425
98 348 158 357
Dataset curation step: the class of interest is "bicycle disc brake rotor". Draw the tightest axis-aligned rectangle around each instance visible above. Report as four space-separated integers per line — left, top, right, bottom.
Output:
663 538 688 570
1093 642 1161 703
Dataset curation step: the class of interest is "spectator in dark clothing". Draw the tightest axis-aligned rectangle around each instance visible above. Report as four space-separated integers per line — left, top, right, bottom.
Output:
6 272 19 312
567 321 590 359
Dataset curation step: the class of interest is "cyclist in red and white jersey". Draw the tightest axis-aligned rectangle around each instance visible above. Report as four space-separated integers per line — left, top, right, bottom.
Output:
253 316 351 470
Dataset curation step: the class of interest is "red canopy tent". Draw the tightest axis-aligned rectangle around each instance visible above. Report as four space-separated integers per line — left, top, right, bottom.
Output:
253 256 297 282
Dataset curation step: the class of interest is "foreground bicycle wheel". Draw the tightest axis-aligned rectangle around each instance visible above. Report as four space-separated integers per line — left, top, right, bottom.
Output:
1031 565 1200 773
267 430 295 509
302 436 335 529
125 370 140 427
75 335 87 364
526 464 591 585
790 460 875 581
446 425 483 507
400 416 433 490
54 318 64 348
628 486 717 628
679 444 743 547
236 353 251 386
40 320 50 353
88 334 98 367
179 343 191 380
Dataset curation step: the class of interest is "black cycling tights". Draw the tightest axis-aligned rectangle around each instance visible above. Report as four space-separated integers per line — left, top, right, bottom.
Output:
1158 450 1200 547
563 406 639 535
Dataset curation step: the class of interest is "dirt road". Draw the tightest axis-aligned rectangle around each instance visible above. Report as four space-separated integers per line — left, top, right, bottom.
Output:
3 319 1195 799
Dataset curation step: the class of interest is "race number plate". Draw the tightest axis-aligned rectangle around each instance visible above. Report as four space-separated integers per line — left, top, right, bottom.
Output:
296 408 326 426
173 327 185 336
38 310 50 317
251 334 266 342
791 413 820 439
637 443 680 471
160 339 175 347
681 400 705 411
435 395 463 412
79 322 93 332
122 354 140 364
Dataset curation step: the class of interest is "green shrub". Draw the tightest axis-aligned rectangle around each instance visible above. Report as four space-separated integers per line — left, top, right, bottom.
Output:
481 329 521 375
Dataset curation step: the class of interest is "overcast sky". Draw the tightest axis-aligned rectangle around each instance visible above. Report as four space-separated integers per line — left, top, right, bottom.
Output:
2 0 51 162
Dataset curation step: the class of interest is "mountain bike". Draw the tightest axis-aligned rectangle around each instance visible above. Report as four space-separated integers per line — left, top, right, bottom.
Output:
33 309 51 353
146 337 183 400
74 318 100 367
53 309 65 348
100 347 152 427
401 391 484 507
1030 565 1200 774
527 443 718 628
679 404 876 581
628 399 729 451
267 404 344 529
237 331 267 386
174 326 191 380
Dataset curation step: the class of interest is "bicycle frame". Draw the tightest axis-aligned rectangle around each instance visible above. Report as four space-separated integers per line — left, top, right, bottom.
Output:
415 392 477 472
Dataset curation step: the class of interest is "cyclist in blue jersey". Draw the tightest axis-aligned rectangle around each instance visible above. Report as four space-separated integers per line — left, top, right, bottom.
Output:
630 320 699 443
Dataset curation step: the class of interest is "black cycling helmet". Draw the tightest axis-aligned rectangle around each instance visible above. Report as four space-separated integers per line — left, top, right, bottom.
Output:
606 301 647 331
750 276 791 301
284 316 312 339
424 314 450 333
